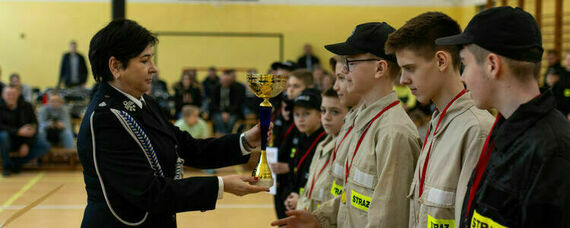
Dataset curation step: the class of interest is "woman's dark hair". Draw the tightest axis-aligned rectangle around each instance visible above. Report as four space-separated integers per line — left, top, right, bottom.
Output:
88 19 158 82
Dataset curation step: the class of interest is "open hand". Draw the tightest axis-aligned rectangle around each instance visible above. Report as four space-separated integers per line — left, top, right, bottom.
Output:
270 210 320 228
222 175 269 196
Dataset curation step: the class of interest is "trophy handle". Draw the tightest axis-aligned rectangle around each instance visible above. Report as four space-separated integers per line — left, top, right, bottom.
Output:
259 98 272 150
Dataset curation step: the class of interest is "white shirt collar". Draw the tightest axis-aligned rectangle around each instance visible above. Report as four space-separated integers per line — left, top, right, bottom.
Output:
109 83 145 109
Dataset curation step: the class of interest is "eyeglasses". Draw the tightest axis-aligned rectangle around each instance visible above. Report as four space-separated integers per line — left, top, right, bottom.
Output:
343 58 381 73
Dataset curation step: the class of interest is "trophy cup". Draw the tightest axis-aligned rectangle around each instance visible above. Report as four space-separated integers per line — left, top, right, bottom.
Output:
246 73 288 188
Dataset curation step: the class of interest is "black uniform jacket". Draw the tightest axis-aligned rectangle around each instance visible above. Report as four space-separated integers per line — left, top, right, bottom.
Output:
287 127 326 195
460 91 570 228
77 82 250 227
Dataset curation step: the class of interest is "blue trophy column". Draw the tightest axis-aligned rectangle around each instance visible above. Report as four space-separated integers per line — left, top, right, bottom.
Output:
259 105 272 151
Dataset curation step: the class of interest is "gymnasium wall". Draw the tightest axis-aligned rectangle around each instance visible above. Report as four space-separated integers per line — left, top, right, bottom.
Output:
0 1 481 89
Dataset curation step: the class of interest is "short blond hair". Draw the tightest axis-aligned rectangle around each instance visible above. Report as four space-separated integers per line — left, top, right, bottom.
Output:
181 105 200 117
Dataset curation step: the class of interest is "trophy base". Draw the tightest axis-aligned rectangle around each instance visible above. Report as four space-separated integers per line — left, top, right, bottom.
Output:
253 179 274 188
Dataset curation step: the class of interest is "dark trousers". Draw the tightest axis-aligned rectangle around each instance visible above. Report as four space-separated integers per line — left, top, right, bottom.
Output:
0 131 50 171
274 183 288 219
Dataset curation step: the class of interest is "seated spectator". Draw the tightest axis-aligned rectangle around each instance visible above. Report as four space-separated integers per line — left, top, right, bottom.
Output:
149 73 171 119
311 66 326 90
0 86 50 176
9 73 33 103
542 49 567 89
549 68 570 119
201 66 220 114
244 68 262 117
297 44 320 71
38 92 75 149
320 73 334 92
175 105 214 174
175 105 211 139
173 69 202 118
210 69 245 135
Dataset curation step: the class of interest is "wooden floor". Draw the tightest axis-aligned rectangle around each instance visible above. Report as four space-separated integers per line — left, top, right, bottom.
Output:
0 166 277 227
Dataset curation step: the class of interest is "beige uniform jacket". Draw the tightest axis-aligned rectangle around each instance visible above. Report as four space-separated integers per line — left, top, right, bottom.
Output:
408 92 494 228
314 92 422 228
329 108 359 200
297 135 336 212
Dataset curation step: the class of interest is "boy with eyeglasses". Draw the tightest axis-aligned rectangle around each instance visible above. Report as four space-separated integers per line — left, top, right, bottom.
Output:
272 22 421 228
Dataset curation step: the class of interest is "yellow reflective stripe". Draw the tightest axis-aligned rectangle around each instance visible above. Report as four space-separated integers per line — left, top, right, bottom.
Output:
330 180 343 197
299 187 304 196
350 190 371 212
290 148 296 158
564 89 570 97
427 214 454 228
471 210 507 228
341 191 346 204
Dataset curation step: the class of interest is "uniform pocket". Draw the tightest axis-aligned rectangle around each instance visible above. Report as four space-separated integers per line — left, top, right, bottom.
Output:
351 167 376 189
420 187 456 228
425 187 455 208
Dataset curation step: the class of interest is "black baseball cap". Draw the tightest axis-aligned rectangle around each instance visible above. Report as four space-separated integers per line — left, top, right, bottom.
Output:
325 22 397 62
294 88 322 111
435 6 543 63
271 60 297 71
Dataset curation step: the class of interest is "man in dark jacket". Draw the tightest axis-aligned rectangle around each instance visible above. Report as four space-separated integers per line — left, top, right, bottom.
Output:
437 6 570 227
58 41 88 88
210 69 246 134
297 44 320 71
0 86 50 176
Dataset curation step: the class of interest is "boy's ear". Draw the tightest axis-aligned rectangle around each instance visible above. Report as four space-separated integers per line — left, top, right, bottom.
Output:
435 51 450 72
486 53 502 80
374 60 389 79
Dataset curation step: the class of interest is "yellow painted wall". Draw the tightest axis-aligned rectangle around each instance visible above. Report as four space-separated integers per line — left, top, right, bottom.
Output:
0 1 479 89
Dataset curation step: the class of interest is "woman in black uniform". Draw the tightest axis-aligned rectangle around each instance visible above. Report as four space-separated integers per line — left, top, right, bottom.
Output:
77 19 269 227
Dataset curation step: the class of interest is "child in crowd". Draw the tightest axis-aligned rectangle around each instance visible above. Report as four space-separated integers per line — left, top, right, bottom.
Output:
292 88 348 212
175 105 210 139
271 69 316 218
283 88 326 212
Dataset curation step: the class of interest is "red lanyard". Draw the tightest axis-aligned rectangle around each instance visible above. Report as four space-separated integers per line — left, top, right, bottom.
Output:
345 100 400 183
332 126 353 164
465 114 501 220
296 131 326 172
308 153 331 198
418 89 466 198
283 122 295 139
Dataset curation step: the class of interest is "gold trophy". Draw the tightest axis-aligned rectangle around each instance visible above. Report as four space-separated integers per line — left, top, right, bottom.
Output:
246 73 288 188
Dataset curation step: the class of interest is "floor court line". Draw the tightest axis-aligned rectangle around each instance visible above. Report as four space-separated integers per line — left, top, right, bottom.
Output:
0 172 45 214
0 204 274 210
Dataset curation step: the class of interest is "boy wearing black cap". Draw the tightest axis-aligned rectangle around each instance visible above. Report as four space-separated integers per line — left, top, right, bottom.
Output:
272 69 317 218
272 22 421 228
294 88 349 212
436 6 570 227
385 12 494 228
283 88 326 211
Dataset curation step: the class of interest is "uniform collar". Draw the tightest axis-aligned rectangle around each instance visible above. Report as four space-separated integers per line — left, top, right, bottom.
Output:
317 135 336 157
108 83 146 109
428 91 476 138
353 91 399 132
493 90 556 152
